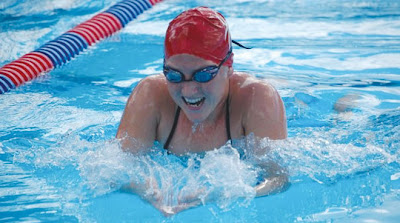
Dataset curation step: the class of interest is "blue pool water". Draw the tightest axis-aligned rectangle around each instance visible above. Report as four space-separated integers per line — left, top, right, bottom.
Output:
1 0 400 222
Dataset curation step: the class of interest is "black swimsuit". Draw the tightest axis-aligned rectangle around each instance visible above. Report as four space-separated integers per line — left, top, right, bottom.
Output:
163 97 232 150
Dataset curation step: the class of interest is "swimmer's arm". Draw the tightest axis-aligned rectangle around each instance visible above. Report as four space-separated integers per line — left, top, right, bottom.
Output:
121 177 203 216
116 77 160 153
243 80 287 140
254 161 289 197
242 81 289 196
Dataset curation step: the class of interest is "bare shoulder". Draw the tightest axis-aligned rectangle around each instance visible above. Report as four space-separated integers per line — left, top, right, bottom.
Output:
129 74 168 101
230 72 287 139
123 74 174 111
117 74 171 150
230 72 280 106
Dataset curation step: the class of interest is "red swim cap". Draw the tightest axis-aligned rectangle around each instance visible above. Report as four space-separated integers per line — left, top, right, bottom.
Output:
164 7 233 66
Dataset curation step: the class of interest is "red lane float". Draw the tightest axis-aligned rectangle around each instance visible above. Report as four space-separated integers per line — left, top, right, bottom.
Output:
0 0 162 94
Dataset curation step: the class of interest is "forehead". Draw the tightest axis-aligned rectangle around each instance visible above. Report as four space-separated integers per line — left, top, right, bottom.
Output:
165 54 217 71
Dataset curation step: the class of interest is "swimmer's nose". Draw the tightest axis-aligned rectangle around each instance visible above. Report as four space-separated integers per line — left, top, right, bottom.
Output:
181 81 199 96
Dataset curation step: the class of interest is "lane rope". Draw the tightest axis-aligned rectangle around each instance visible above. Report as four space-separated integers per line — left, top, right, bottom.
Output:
0 0 163 94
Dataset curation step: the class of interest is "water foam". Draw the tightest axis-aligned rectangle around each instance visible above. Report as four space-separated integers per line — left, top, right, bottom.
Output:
12 134 260 213
10 124 397 217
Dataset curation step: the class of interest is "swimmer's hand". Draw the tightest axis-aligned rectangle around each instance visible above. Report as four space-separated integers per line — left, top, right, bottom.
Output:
121 177 206 216
254 161 290 197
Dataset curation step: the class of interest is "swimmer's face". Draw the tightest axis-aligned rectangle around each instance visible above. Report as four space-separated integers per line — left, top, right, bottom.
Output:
165 54 231 123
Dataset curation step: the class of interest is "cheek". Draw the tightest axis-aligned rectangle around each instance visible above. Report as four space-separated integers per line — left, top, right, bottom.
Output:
202 81 223 100
167 83 181 98
203 84 217 96
208 73 227 94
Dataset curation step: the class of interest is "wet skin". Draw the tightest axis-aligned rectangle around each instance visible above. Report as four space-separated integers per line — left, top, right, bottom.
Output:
116 54 288 215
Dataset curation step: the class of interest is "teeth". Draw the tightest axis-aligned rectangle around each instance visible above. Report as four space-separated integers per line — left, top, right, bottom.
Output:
183 97 205 107
184 97 202 104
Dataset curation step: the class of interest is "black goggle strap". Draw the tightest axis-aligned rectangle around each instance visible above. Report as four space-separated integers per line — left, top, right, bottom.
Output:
232 40 252 49
219 48 233 67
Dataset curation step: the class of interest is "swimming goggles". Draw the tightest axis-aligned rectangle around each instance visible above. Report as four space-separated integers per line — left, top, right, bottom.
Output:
163 48 233 83
163 40 251 83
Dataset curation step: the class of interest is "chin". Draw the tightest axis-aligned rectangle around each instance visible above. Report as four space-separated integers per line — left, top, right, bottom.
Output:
185 112 206 123
177 97 215 123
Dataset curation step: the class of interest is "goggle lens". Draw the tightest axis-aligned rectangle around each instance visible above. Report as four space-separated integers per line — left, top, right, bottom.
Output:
163 66 218 83
164 69 183 83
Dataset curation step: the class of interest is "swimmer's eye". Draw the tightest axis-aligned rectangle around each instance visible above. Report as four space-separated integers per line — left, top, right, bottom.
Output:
192 66 219 82
163 47 232 83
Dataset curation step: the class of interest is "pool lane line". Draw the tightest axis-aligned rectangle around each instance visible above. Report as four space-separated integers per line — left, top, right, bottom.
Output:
0 0 163 94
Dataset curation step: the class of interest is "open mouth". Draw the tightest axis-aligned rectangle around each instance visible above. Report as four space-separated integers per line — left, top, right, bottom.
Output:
182 96 205 108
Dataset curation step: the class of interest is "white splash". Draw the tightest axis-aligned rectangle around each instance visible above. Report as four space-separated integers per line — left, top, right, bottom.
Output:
0 93 121 137
0 29 51 62
191 123 201 133
113 78 142 88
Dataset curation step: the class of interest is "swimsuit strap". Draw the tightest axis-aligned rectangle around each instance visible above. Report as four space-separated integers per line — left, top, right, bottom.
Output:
226 95 232 141
164 106 181 150
163 96 232 150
